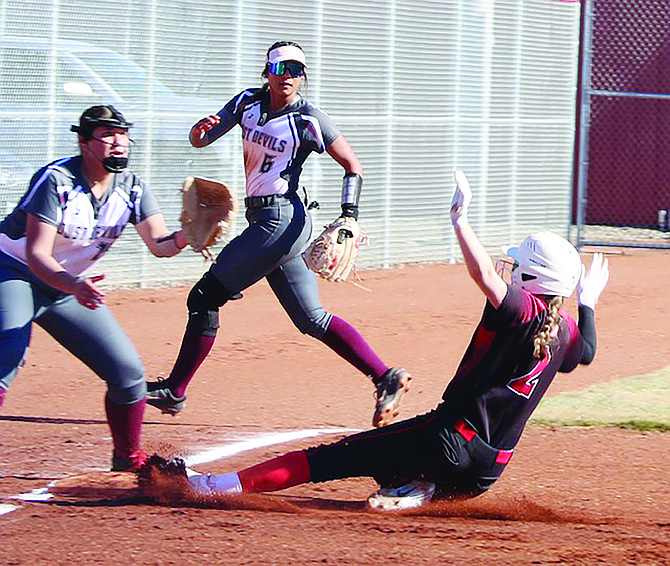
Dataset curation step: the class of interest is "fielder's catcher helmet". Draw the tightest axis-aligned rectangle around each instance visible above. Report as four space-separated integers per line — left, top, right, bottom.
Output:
503 231 581 297
71 105 133 140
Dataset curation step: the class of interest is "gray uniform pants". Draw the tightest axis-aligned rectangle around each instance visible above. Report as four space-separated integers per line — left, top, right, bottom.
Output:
210 191 332 337
0 251 145 404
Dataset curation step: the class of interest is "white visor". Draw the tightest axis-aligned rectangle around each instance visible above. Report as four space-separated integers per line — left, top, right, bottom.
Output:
267 45 307 67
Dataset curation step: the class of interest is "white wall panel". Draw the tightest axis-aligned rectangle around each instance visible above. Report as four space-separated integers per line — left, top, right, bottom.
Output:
0 0 580 286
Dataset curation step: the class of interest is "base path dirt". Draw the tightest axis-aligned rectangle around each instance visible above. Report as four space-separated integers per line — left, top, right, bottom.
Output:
1 250 669 565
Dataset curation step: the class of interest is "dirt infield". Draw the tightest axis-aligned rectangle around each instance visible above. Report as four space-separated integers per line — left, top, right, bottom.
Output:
1 250 669 565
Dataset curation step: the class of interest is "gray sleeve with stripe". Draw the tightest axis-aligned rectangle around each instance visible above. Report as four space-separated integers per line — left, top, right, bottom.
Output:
19 169 61 226
204 89 257 144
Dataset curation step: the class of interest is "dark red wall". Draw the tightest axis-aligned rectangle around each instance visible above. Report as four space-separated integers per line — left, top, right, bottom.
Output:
582 0 670 227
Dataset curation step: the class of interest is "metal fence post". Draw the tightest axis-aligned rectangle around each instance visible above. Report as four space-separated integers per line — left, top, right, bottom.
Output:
575 0 594 250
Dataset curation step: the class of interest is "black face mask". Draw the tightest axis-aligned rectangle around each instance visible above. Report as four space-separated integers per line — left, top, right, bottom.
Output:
102 155 129 173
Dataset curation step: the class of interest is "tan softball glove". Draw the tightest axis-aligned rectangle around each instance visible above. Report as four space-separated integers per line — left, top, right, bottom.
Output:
303 216 368 282
180 176 237 260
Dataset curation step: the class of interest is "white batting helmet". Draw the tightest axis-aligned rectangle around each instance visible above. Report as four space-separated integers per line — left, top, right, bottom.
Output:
503 232 582 297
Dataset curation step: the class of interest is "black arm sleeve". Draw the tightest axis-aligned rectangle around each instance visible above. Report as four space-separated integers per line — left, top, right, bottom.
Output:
578 305 597 365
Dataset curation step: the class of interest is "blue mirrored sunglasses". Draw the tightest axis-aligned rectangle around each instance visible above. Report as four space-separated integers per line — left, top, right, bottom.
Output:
268 61 305 77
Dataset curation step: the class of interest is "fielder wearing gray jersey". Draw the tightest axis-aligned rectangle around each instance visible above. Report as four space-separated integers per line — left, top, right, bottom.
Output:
0 105 188 472
146 42 412 427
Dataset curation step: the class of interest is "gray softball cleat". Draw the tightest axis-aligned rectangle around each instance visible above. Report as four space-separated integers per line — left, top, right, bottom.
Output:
146 381 186 416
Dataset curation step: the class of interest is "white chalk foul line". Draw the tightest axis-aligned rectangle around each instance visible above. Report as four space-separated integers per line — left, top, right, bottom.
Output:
3 427 359 511
0 503 19 515
12 488 53 502
184 427 358 467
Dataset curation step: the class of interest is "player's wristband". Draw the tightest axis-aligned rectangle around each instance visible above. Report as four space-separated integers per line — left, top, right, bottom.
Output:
341 173 362 220
341 204 359 219
156 231 185 255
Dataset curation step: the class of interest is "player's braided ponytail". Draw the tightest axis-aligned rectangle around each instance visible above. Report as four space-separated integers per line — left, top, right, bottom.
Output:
532 296 564 359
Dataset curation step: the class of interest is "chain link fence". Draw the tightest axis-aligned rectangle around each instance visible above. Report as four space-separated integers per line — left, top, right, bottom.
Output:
575 0 670 249
1 0 582 288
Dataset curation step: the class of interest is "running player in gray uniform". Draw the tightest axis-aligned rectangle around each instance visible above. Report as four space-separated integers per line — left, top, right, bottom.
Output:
146 41 411 427
146 170 609 511
0 105 189 471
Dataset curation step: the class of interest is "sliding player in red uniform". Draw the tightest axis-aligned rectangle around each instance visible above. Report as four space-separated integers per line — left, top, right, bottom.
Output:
145 169 610 509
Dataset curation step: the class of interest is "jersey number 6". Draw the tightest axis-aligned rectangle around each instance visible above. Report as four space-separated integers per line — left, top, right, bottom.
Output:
260 153 276 173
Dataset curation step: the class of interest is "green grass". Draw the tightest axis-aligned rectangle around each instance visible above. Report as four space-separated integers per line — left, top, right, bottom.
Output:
529 366 670 432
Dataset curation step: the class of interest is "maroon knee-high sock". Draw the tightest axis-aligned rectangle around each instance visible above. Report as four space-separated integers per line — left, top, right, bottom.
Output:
104 395 146 459
319 315 389 380
238 450 311 493
165 322 216 397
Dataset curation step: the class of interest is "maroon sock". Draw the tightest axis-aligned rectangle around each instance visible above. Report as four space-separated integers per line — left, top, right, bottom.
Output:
319 315 389 380
166 323 216 397
238 450 311 493
104 395 146 459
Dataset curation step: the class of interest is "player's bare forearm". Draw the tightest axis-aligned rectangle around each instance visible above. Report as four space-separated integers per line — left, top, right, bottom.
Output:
149 230 187 257
453 218 506 308
26 248 105 309
27 249 80 294
136 215 187 257
326 135 363 177
25 215 81 294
